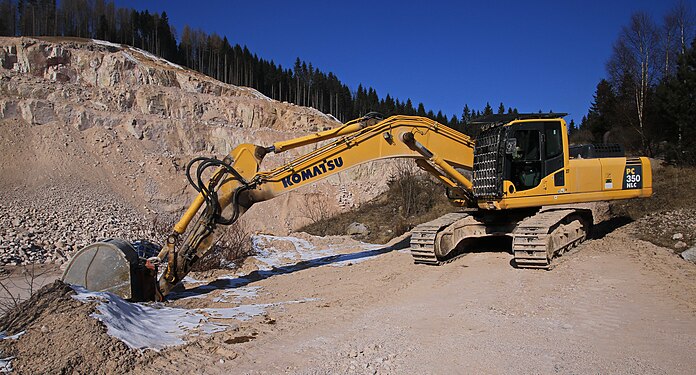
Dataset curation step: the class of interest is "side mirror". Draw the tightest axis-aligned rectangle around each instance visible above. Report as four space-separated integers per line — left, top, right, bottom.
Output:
505 138 517 154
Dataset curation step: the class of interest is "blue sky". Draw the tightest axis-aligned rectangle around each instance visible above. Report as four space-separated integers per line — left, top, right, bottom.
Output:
117 0 685 124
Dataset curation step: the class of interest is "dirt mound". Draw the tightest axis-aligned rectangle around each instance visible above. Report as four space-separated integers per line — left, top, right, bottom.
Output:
0 281 138 374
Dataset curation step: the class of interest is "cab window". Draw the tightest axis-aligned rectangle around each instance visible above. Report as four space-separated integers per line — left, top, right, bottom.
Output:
545 125 562 159
512 130 540 161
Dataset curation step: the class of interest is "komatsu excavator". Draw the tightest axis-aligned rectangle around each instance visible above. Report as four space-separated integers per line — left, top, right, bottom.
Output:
62 113 652 301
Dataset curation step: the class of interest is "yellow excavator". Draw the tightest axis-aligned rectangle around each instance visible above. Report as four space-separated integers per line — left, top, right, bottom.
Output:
62 113 652 301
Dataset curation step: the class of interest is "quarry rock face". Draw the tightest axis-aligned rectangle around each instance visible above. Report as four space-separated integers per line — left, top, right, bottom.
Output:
0 37 403 265
0 37 336 134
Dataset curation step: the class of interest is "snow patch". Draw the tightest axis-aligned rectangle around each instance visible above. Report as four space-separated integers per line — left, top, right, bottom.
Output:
121 51 139 65
73 287 208 350
91 39 122 49
182 275 208 285
127 46 184 70
0 331 24 340
0 356 13 373
325 113 340 122
240 87 272 102
71 286 314 351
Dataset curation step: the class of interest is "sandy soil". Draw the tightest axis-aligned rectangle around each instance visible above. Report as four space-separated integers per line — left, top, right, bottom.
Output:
1 220 694 374
119 221 696 375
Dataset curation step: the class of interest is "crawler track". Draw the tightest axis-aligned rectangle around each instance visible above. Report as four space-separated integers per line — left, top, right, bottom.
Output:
409 212 471 265
512 209 588 269
411 208 590 268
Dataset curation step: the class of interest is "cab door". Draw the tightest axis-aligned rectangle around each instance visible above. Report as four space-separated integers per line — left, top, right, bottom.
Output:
543 122 565 188
505 121 565 194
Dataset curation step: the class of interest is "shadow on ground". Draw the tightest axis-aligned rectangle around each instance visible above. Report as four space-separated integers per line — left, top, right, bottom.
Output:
591 216 633 240
168 236 411 300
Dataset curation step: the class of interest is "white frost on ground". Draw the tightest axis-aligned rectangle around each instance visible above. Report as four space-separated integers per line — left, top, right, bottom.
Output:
71 286 314 351
172 235 387 301
70 235 386 350
251 234 383 270
203 299 316 321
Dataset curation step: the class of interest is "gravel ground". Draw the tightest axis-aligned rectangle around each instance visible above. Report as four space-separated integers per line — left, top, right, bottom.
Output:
0 185 156 266
141 221 696 374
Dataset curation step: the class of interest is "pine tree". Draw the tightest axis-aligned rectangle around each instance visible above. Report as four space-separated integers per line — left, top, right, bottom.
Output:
586 79 616 142
449 114 460 130
483 102 493 116
0 0 16 36
656 38 696 164
156 12 177 63
497 102 505 114
405 99 414 114
461 104 471 124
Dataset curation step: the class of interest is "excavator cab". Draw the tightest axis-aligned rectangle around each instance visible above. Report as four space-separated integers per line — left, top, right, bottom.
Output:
506 121 564 192
471 113 569 201
472 113 651 211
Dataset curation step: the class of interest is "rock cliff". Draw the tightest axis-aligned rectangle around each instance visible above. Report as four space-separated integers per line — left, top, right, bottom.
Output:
0 37 398 265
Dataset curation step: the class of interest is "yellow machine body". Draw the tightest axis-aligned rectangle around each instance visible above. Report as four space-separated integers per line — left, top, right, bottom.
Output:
63 114 653 301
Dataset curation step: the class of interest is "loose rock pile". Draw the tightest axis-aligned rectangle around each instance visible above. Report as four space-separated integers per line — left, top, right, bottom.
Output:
0 185 161 266
632 208 696 252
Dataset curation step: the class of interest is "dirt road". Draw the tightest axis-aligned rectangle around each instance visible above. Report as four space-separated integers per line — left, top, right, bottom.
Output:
125 223 696 375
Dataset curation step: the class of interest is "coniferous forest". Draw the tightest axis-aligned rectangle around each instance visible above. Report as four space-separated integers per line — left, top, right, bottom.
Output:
0 1 695 164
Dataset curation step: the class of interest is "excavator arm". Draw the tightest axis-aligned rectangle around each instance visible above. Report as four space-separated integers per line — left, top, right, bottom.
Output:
156 114 477 298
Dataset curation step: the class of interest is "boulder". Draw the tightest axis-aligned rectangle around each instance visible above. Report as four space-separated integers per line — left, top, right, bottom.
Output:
346 222 369 236
0 46 17 69
681 247 696 263
20 99 56 125
72 110 92 131
0 100 19 119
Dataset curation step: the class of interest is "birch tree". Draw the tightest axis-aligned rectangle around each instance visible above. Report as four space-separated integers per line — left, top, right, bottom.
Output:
607 12 661 154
